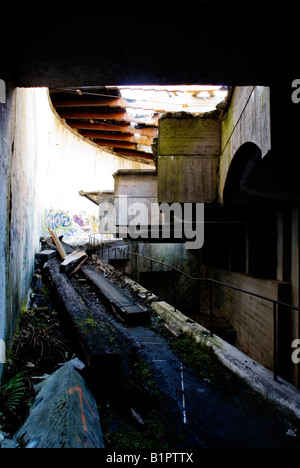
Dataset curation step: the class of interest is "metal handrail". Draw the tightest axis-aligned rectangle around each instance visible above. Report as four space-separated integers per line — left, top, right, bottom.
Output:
102 242 300 381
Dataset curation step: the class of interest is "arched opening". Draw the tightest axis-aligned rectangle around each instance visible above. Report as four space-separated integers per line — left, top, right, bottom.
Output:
223 142 262 203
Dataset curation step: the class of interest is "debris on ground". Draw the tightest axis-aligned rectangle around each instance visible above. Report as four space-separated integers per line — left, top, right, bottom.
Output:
2 361 104 449
2 240 300 449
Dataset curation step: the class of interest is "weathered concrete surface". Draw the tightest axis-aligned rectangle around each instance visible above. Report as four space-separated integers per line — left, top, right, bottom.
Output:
157 115 220 203
151 300 300 421
205 266 291 372
219 86 271 201
158 114 220 157
158 155 219 203
3 362 104 448
113 169 158 231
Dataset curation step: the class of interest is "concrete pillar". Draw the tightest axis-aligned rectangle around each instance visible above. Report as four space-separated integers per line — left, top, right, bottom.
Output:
245 225 249 275
277 211 284 282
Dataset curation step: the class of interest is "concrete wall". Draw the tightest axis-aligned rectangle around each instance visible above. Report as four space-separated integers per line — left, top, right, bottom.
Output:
113 170 158 234
157 114 220 203
219 86 271 200
0 87 148 378
40 92 150 243
205 266 291 372
0 86 18 374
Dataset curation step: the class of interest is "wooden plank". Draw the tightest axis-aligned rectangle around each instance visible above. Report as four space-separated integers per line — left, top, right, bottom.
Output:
80 130 152 146
114 149 154 161
48 228 67 259
93 139 136 150
44 258 136 370
164 322 182 338
52 94 211 114
69 256 88 277
60 251 87 273
81 131 133 141
68 121 158 138
58 110 134 122
81 265 150 324
52 96 124 108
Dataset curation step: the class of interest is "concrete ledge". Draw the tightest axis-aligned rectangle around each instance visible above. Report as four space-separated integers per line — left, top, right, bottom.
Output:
151 301 300 420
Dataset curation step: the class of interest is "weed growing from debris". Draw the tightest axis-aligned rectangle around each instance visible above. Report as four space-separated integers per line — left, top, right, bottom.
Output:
0 272 75 436
98 359 173 449
168 333 236 387
0 373 25 432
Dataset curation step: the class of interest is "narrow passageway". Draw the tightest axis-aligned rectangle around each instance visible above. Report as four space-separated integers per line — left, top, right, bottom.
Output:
41 254 300 447
2 237 300 448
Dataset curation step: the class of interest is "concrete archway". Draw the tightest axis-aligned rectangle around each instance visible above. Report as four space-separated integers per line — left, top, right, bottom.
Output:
223 142 262 203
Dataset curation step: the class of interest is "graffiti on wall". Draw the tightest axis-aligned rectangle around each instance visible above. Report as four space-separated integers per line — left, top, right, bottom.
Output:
43 208 99 240
73 212 98 233
44 208 73 231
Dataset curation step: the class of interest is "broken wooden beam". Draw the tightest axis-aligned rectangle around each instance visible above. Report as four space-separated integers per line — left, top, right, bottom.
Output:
44 258 136 372
81 265 150 324
113 149 154 161
69 121 158 138
60 251 88 274
164 322 182 338
59 110 134 122
48 228 67 259
35 249 57 264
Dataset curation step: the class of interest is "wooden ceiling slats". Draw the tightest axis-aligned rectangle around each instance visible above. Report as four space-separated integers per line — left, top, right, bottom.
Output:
68 121 158 138
50 85 225 164
92 139 137 150
59 110 135 122
80 130 152 146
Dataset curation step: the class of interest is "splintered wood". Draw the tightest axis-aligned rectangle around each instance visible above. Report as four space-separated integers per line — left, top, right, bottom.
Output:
48 228 67 260
60 251 88 274
48 228 87 276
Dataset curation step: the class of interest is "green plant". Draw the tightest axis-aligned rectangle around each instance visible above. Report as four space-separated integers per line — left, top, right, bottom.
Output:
0 373 25 412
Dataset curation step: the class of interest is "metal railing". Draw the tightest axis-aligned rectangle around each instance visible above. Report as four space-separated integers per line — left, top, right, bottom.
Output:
101 242 300 382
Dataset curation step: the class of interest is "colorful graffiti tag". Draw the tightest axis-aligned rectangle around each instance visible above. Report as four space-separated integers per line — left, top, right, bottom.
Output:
73 212 98 233
44 208 73 232
43 208 99 241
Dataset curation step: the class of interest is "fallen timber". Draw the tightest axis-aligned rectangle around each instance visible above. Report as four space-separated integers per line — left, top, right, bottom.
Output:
44 258 136 374
81 265 150 324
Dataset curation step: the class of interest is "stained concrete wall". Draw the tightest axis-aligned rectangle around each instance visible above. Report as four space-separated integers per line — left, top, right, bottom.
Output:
0 86 148 379
219 86 271 201
0 86 16 376
205 266 291 372
157 114 220 203
113 170 158 233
